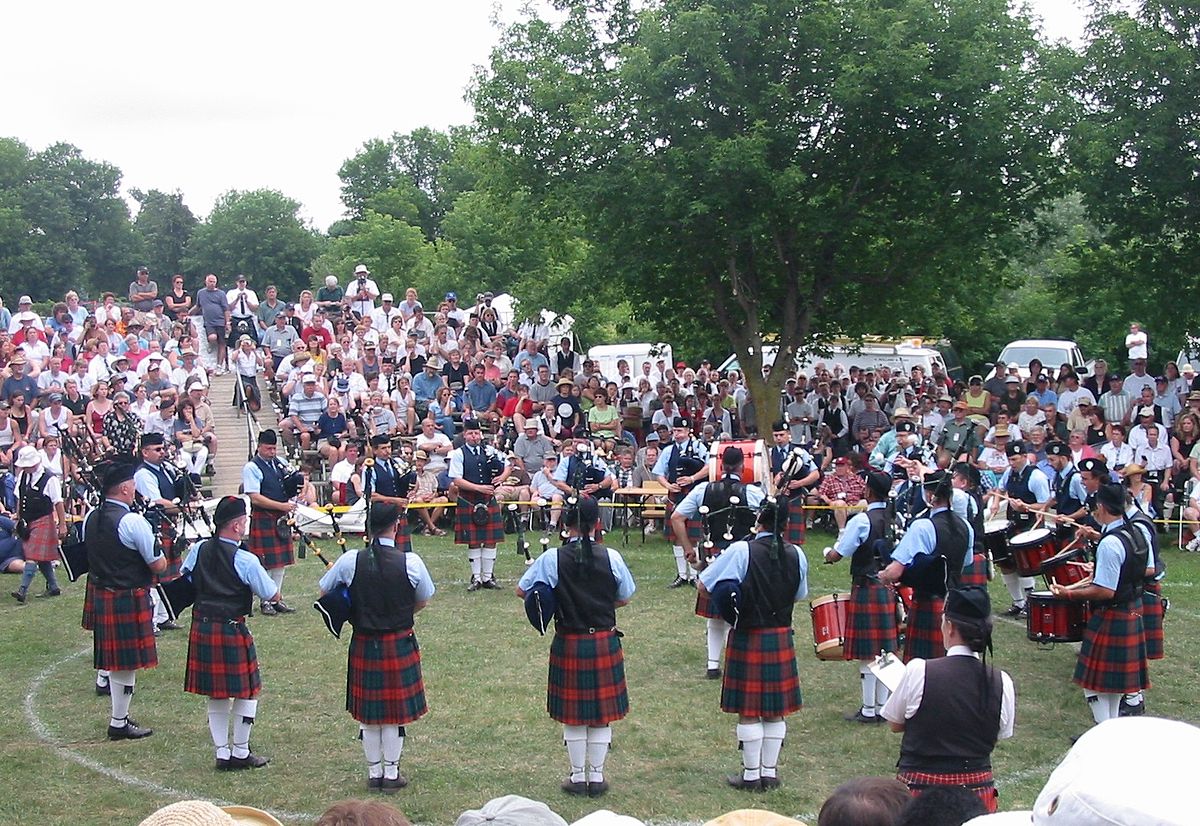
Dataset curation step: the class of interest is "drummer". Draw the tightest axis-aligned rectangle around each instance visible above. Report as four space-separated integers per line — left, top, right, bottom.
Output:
1041 442 1088 528
824 470 899 723
673 446 764 679
950 463 989 588
1121 490 1165 718
988 441 1051 618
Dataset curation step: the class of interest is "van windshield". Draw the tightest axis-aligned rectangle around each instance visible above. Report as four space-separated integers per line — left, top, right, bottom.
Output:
999 346 1076 368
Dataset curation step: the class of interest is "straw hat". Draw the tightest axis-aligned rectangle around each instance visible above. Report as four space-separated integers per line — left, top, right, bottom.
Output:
138 800 282 826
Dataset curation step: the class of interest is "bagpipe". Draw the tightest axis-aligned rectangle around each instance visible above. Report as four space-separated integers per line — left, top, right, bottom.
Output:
469 445 509 526
507 501 533 564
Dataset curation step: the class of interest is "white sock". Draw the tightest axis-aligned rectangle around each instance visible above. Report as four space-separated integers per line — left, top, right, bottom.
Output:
1019 577 1036 597
361 724 383 776
150 588 168 625
381 725 404 764
383 760 399 781
564 725 588 783
481 547 497 578
706 618 730 669
1086 691 1119 724
673 546 688 577
1001 571 1025 605
859 664 877 715
1124 691 1144 707
761 720 786 779
96 670 110 687
207 697 232 758
109 671 136 726
874 676 892 710
586 726 611 783
231 698 257 757
736 721 764 781
469 550 482 578
268 567 285 594
1102 693 1121 720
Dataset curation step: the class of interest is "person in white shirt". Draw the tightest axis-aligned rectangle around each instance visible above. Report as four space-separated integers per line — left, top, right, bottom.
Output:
1128 407 1169 453
37 357 70 394
20 328 51 373
443 292 468 327
1057 374 1095 417
225 275 259 338
414 416 452 475
1099 425 1135 475
1125 322 1148 361
171 349 208 392
345 264 380 319
404 305 435 343
369 293 402 333
1123 358 1155 400
397 287 421 321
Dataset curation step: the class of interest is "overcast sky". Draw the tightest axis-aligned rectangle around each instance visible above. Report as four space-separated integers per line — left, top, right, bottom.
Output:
1 0 1093 233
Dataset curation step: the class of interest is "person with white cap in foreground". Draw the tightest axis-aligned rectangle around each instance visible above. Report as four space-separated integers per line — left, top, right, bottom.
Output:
9 444 66 603
454 795 567 826
138 799 282 826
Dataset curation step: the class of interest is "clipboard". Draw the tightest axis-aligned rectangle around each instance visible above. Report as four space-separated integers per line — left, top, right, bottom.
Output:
869 650 907 693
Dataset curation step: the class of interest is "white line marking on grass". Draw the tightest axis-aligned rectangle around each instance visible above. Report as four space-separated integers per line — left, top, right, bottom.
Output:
23 645 318 824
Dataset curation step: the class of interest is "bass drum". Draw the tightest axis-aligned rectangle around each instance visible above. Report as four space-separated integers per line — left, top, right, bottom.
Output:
708 439 772 494
810 593 850 660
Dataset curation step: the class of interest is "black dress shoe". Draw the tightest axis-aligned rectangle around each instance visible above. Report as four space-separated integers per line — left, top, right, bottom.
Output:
272 601 295 614
157 620 182 631
481 577 501 590
843 710 884 724
10 589 26 604
215 757 232 771
381 774 407 794
668 576 688 589
561 778 589 796
108 721 154 740
226 752 269 769
259 601 277 616
1119 697 1146 717
467 577 482 592
95 682 111 696
760 775 781 790
706 667 721 680
37 588 62 598
366 776 383 791
726 774 762 791
587 779 609 797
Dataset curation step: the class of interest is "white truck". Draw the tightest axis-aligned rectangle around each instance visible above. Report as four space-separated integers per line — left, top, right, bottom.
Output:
587 342 673 384
985 339 1093 381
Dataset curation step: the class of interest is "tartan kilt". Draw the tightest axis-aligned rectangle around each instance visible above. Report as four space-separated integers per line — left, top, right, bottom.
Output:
844 582 899 661
248 507 294 570
695 588 719 619
1142 582 1164 661
154 520 182 583
1073 601 1149 694
347 629 428 725
959 553 989 588
92 587 158 672
663 491 702 545
22 514 58 563
184 618 261 699
903 594 946 663
721 627 802 717
548 630 629 726
898 769 998 814
453 494 504 546
81 577 95 631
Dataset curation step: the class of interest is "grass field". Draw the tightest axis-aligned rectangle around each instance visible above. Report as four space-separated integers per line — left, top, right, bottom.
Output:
2 524 1198 826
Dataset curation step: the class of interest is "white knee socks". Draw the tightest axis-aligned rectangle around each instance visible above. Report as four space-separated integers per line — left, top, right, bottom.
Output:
469 549 482 578
586 725 611 783
706 618 730 670
859 664 878 717
207 697 233 759
381 725 404 779
361 724 383 778
672 545 688 578
761 720 786 779
150 588 168 625
1085 691 1121 723
269 567 285 593
736 722 764 781
875 675 891 711
1001 571 1031 606
481 547 497 579
109 670 136 727
564 725 588 783
231 698 257 758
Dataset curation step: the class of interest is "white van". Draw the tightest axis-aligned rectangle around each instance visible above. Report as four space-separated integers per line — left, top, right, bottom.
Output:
588 342 674 384
718 340 949 379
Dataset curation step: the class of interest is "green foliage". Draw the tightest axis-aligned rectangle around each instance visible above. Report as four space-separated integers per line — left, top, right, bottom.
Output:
131 188 197 278
183 189 323 297
315 209 434 299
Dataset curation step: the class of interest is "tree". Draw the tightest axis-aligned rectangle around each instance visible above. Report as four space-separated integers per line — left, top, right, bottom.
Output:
471 0 1070 435
314 209 433 299
131 189 197 278
184 189 323 298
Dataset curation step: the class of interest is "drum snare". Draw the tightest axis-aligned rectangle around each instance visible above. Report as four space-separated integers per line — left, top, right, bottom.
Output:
1008 527 1058 577
1026 591 1090 643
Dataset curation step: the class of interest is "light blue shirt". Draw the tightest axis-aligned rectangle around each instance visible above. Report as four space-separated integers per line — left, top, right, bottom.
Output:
86 499 158 564
134 463 173 504
318 538 436 603
651 438 710 479
448 443 505 482
181 537 278 600
242 459 266 495
552 454 613 484
1092 521 1128 591
997 465 1052 504
1060 468 1087 510
514 351 550 374
518 543 636 603
891 506 972 572
869 429 901 469
832 502 887 559
699 531 809 600
675 479 765 518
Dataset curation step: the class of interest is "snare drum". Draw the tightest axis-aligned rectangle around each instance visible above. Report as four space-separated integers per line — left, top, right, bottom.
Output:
983 519 1011 565
1039 547 1090 587
1009 527 1058 577
708 439 772 493
1026 591 1090 643
810 594 849 660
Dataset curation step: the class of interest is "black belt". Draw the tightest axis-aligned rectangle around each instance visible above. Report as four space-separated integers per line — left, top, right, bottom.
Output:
558 625 620 635
198 615 246 625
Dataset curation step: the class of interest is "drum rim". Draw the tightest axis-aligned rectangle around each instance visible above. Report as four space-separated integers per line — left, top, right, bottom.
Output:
1010 527 1052 544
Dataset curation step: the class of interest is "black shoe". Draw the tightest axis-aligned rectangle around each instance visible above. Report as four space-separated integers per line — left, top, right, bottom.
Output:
272 601 295 614
215 757 231 771
366 776 383 791
587 779 609 797
37 588 62 598
843 710 884 724
481 577 501 590
10 589 26 604
726 773 762 791
1119 697 1146 717
226 752 269 770
95 682 111 696
561 778 589 796
706 667 721 680
259 601 277 616
760 775 781 790
381 774 407 794
157 620 182 631
668 576 688 589
688 578 697 589
1003 603 1025 617
108 721 154 740
467 577 482 592
153 627 162 637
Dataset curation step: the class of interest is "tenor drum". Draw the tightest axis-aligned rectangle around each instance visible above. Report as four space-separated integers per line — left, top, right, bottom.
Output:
896 585 915 635
1039 547 1090 587
1026 591 1090 643
1009 527 1058 577
708 439 772 493
810 593 849 660
983 519 1012 565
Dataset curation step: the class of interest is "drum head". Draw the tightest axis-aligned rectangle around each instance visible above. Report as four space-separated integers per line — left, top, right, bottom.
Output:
983 519 1010 535
1010 527 1051 545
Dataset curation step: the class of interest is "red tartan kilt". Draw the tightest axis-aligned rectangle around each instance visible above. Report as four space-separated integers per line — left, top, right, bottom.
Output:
899 770 998 814
81 577 95 631
663 492 702 545
782 499 806 546
721 627 802 717
844 582 900 660
23 515 58 563
394 525 412 554
903 594 946 663
1143 582 1164 660
1074 601 1149 694
548 630 629 726
154 521 182 583
959 553 989 587
695 587 720 619
184 618 261 699
92 587 158 671
347 629 428 725
453 494 504 546
248 508 294 570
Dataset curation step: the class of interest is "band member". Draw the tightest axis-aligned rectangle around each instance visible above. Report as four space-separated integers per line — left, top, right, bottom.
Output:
824 471 899 722
699 500 808 791
988 441 1051 617
241 430 296 615
1050 484 1150 728
672 446 764 678
517 496 635 797
552 436 617 538
181 496 279 770
879 471 970 662
364 435 417 551
1121 494 1163 717
881 586 1014 813
134 432 184 631
653 416 710 587
84 460 166 740
768 420 820 551
1044 441 1088 525
319 502 435 793
9 446 65 603
449 419 512 591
